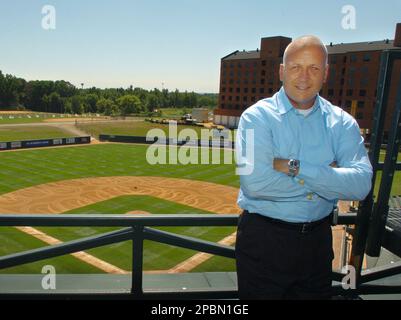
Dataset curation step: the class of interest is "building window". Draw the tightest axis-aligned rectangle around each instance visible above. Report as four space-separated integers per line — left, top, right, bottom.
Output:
251 96 256 102
269 88 273 94
346 89 353 96
350 54 357 62
328 68 336 86
252 88 256 93
343 56 347 63
243 96 248 102
244 88 248 93
330 56 337 64
221 103 225 109
262 60 266 66
339 90 343 96
261 70 266 76
221 95 225 101
228 96 232 101
229 88 233 93
238 62 242 68
363 54 371 62
221 87 226 92
348 78 354 87
235 104 240 110
360 78 369 87
236 88 240 93
328 89 334 96
356 112 364 119
259 88 265 94
236 96 240 101
359 90 366 97
358 101 365 109
260 79 265 85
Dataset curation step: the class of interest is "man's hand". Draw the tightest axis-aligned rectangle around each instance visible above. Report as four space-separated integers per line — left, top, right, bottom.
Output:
273 158 293 175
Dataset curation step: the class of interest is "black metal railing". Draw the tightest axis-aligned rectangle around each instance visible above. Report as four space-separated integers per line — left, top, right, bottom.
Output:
1 213 401 299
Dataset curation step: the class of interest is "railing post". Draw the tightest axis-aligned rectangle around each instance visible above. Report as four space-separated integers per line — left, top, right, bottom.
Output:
131 225 144 298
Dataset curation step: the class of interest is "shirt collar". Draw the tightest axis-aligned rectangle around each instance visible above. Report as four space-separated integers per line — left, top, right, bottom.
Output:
277 86 329 115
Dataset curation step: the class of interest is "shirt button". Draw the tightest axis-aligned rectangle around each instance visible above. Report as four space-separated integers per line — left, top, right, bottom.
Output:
299 179 305 185
307 193 313 200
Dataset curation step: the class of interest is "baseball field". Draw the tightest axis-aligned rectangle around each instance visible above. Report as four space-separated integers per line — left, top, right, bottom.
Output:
0 121 240 275
1 119 400 276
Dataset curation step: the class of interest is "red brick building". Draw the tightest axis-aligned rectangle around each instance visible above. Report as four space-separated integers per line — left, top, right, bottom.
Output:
214 24 401 131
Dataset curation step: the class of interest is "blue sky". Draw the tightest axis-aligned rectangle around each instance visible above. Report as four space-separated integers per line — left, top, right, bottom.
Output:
0 0 400 92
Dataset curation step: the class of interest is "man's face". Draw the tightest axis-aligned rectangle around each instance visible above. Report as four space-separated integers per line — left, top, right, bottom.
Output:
279 45 328 109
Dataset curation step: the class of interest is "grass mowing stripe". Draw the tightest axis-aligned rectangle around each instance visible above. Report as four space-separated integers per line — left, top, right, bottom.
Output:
33 195 236 271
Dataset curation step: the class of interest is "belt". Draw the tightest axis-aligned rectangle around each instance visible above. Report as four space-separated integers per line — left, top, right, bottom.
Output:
243 210 330 234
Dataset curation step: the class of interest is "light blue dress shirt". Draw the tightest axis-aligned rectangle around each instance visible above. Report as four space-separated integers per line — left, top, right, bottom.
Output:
236 87 373 223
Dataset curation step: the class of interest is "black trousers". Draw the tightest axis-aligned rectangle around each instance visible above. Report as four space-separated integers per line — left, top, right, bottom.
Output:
235 211 334 300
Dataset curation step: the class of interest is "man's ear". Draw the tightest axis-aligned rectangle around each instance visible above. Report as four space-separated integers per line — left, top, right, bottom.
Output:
279 64 284 82
323 64 329 83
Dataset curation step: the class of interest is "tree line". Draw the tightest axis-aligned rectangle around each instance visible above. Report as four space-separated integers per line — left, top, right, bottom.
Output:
0 70 218 115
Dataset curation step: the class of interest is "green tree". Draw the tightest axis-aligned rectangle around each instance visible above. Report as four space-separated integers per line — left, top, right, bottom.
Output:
71 96 84 114
49 92 64 113
83 93 98 113
96 98 114 114
145 93 159 112
117 94 143 115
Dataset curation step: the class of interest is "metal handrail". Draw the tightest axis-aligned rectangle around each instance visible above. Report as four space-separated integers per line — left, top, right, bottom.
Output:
1 213 401 299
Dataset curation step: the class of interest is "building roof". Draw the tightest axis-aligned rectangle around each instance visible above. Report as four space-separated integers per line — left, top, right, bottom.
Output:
222 39 401 61
327 39 401 54
222 50 260 61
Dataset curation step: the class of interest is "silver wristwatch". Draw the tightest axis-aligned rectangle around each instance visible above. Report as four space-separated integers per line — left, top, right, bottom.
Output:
287 159 300 177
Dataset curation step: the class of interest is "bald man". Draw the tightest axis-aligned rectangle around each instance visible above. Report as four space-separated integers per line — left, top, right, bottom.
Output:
235 36 372 300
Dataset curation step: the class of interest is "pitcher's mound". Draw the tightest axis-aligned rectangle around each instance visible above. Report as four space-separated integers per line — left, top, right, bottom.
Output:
125 210 151 215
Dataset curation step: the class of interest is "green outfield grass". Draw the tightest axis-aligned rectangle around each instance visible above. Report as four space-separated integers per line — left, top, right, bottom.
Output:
0 143 238 274
77 120 235 141
0 117 47 124
0 126 76 142
0 113 99 125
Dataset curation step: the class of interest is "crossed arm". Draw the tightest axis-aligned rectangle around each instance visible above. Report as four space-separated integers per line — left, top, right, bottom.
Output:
237 111 373 202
